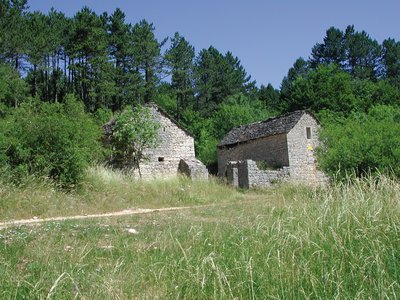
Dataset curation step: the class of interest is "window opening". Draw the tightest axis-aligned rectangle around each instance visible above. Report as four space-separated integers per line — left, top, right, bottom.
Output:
158 157 165 162
306 127 311 139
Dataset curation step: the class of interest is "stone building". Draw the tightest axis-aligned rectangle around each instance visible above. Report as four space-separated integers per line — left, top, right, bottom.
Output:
104 104 208 180
217 110 326 188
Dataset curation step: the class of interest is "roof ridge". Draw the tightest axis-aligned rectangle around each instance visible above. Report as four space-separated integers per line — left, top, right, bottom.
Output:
218 110 310 148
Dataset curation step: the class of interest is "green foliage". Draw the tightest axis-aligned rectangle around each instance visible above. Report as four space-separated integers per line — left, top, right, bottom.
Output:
344 25 381 80
154 91 177 118
284 64 400 114
165 32 195 120
194 46 255 117
310 26 346 67
93 107 113 126
0 62 28 111
258 83 281 112
196 120 218 166
107 8 142 110
317 105 400 179
286 64 357 113
0 95 102 186
69 7 115 111
24 9 68 102
2 2 400 180
131 20 165 103
256 160 280 171
280 57 309 102
212 94 270 139
0 0 29 70
310 25 382 80
382 38 400 86
179 94 270 165
111 105 160 175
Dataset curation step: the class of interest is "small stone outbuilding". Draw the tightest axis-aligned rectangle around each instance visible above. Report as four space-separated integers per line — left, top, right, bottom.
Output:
104 104 208 180
217 110 326 188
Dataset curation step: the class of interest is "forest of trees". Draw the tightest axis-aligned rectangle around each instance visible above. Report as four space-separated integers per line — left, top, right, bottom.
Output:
1 0 399 185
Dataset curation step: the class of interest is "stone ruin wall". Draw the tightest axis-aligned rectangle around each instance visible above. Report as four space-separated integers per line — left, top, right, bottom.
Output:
226 160 289 188
178 159 209 181
220 113 327 187
217 133 289 176
242 160 290 188
286 114 327 184
134 107 197 179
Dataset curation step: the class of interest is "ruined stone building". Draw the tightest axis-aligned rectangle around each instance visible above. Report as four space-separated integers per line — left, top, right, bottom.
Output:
217 110 326 188
104 104 208 180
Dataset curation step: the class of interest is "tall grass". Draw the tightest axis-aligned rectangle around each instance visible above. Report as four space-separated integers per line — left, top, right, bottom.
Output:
0 175 399 298
0 166 243 221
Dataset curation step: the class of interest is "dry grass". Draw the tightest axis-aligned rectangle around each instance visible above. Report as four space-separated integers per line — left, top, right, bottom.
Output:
0 172 399 298
0 166 243 221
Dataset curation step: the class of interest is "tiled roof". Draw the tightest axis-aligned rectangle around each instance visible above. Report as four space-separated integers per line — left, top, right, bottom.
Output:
218 110 309 147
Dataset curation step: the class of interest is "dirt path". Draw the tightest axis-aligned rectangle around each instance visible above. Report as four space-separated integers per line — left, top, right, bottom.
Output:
0 205 211 230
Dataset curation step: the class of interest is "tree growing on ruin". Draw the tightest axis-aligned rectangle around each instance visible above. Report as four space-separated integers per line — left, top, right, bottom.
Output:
111 105 160 177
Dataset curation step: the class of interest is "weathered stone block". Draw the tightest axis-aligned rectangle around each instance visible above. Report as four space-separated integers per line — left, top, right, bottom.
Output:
178 159 209 181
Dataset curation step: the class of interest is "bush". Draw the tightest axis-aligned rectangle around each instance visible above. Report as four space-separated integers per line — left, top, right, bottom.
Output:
316 105 400 180
212 94 270 139
0 62 29 115
0 95 103 186
110 105 159 175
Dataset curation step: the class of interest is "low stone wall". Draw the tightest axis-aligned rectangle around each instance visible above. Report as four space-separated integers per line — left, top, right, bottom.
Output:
178 159 209 181
225 161 240 187
226 160 289 188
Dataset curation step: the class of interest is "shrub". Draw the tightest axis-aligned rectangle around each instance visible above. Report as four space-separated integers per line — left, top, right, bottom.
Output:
110 105 160 176
0 95 103 186
0 62 28 112
316 105 400 180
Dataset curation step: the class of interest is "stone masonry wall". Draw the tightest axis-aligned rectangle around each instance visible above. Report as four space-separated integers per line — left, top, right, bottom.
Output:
178 159 209 181
286 114 326 184
237 160 289 188
134 106 196 179
217 133 288 176
225 161 240 187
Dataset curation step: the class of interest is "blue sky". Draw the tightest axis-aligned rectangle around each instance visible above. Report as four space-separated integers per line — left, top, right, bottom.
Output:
28 0 400 89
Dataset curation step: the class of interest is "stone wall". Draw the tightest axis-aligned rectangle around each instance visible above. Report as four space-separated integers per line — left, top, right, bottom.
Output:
217 133 288 176
178 159 209 180
225 161 240 187
218 112 327 187
226 160 289 188
286 114 326 184
132 106 198 179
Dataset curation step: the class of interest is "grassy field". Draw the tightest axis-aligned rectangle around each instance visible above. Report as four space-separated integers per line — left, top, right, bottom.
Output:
0 169 399 299
0 167 244 221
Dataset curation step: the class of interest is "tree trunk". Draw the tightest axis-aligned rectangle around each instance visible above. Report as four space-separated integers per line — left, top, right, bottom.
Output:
15 54 19 70
32 64 37 97
45 55 50 102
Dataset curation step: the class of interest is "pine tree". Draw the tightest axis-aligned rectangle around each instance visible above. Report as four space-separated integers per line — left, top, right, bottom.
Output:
344 25 381 80
194 46 254 117
131 20 166 104
258 83 281 111
108 8 141 110
165 32 195 120
69 7 115 111
0 0 29 71
382 38 400 86
310 27 346 68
